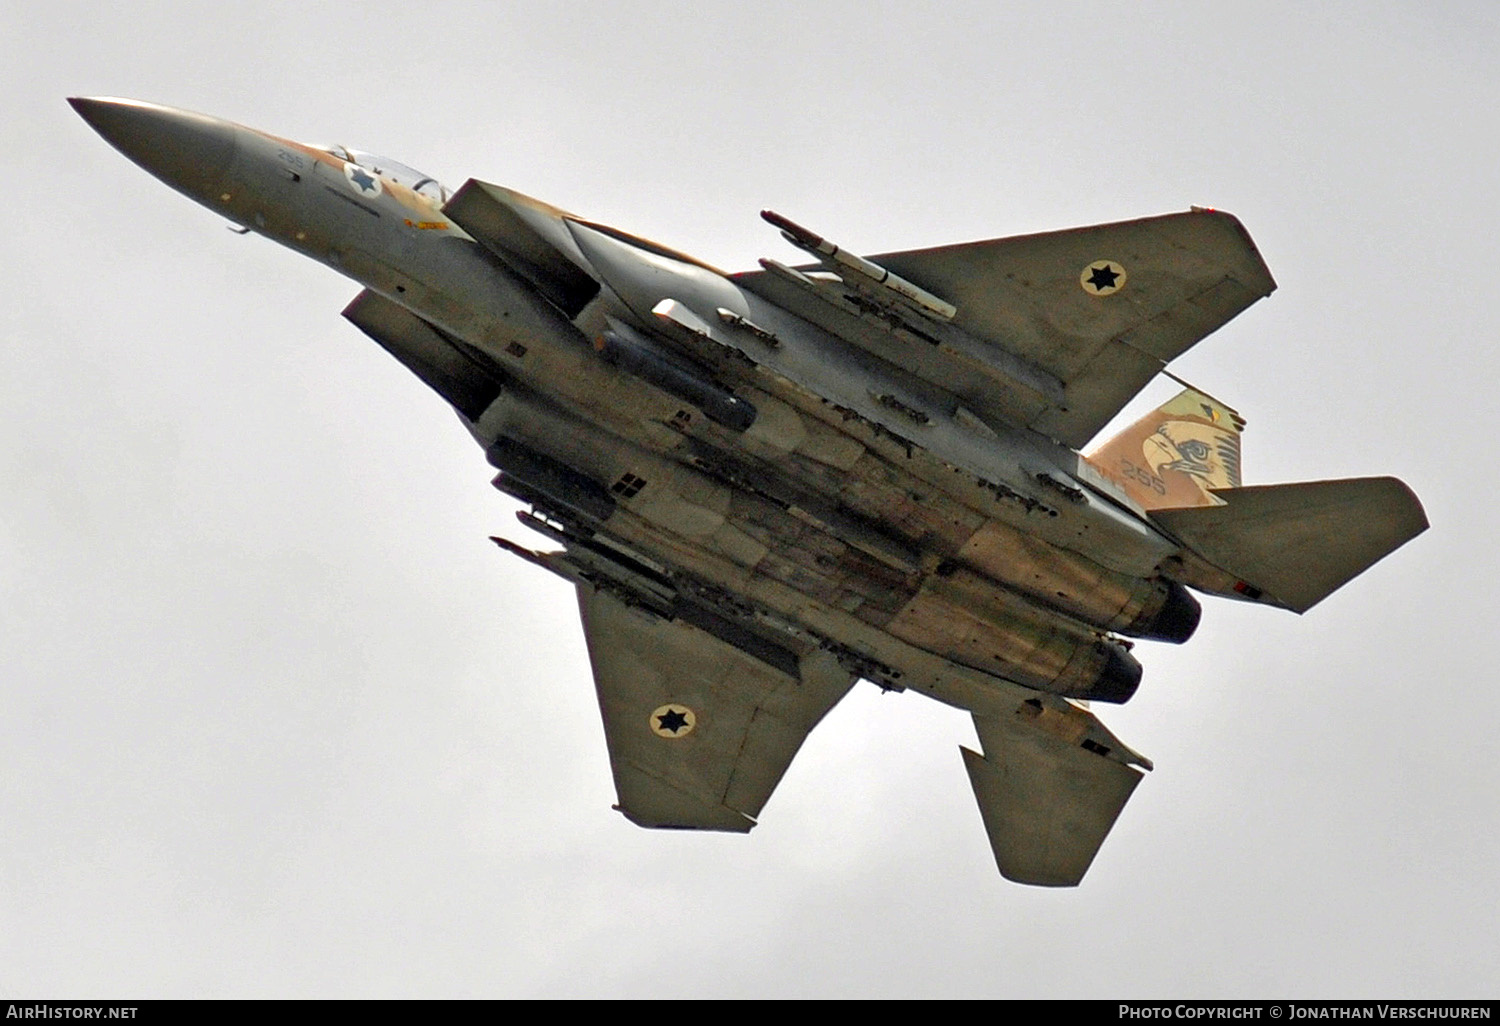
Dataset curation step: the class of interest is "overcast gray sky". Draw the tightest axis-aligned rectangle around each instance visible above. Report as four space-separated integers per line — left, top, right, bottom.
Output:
3 0 1497 999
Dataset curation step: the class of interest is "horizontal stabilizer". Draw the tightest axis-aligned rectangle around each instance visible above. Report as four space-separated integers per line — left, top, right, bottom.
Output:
1152 477 1428 612
963 710 1143 887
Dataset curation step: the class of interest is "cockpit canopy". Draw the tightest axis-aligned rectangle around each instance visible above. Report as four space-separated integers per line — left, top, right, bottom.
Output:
322 145 449 202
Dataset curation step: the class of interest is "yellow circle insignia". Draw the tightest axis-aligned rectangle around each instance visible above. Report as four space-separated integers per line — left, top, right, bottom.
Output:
649 705 696 738
1080 260 1126 296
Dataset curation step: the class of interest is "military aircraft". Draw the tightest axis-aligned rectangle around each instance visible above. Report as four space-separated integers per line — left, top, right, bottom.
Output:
72 97 1428 886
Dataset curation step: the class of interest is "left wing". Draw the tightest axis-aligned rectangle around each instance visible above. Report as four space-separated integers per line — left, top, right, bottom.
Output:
578 584 855 831
736 209 1275 448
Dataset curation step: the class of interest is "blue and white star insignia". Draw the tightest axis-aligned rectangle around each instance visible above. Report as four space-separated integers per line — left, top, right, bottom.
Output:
343 162 382 197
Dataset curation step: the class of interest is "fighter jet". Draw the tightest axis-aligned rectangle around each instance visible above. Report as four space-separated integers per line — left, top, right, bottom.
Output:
72 97 1427 886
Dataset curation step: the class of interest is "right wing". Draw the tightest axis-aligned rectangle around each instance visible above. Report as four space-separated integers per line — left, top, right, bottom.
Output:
578 584 855 831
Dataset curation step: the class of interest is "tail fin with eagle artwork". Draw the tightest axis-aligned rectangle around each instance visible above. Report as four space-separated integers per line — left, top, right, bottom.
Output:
1087 387 1427 613
1085 387 1244 511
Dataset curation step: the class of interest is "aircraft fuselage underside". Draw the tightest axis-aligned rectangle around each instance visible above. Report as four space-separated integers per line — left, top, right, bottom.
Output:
76 98 1426 885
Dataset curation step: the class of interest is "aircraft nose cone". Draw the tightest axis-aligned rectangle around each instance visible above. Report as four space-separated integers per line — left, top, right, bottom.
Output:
70 97 237 200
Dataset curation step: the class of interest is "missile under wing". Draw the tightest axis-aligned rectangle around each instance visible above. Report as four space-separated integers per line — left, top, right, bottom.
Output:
72 98 1428 886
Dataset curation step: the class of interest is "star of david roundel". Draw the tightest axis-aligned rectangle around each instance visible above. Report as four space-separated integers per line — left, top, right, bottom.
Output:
1080 260 1126 296
343 161 383 197
649 704 697 738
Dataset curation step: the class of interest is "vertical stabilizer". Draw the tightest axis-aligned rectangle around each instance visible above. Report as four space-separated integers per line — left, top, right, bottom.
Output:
1085 387 1245 511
